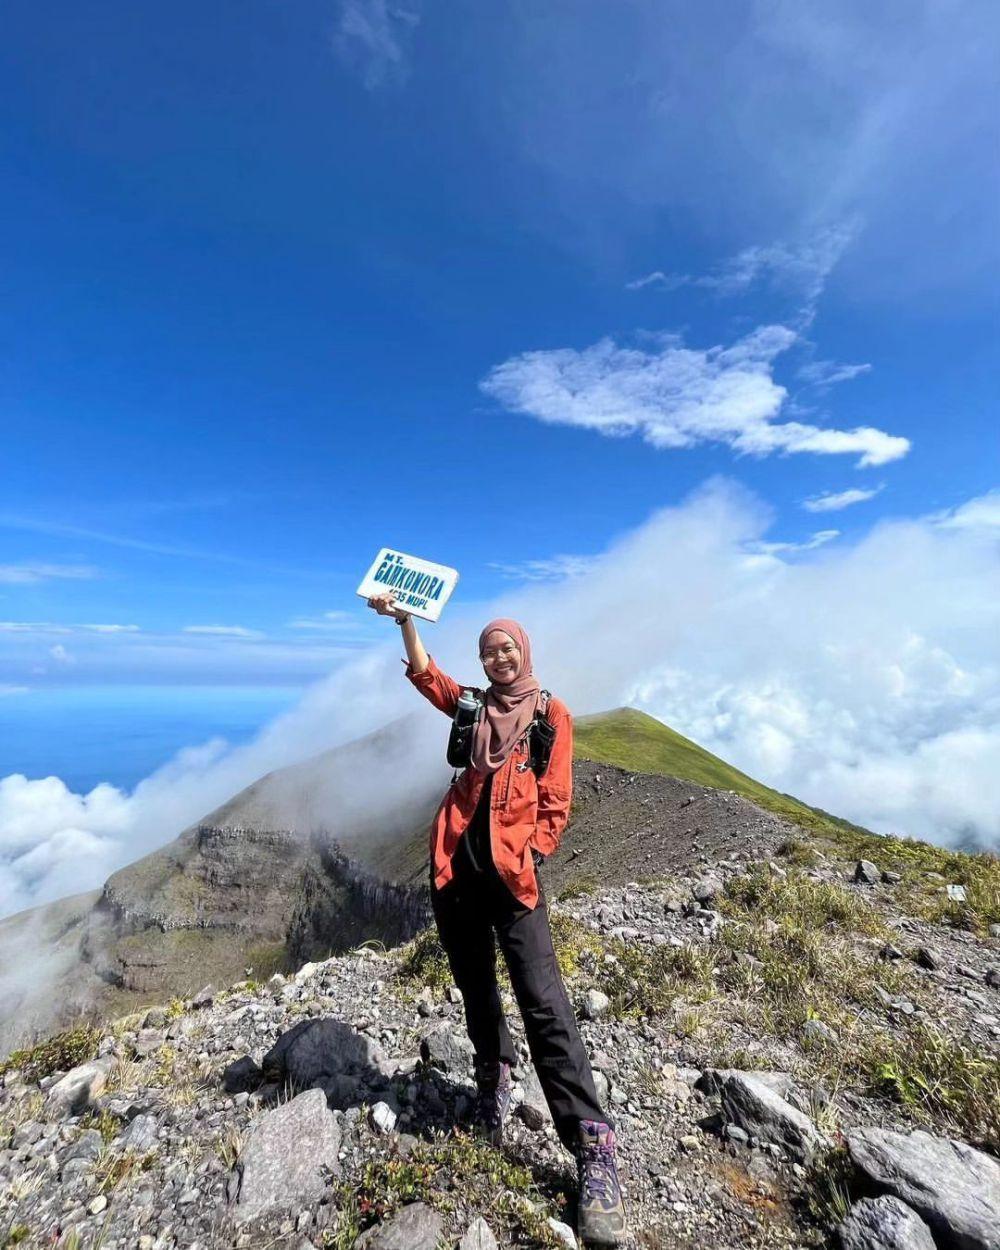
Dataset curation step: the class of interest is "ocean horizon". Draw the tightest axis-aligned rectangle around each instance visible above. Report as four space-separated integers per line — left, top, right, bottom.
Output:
0 685 304 795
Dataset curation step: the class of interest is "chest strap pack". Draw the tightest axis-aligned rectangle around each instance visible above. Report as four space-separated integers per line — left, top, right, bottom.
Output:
447 689 556 778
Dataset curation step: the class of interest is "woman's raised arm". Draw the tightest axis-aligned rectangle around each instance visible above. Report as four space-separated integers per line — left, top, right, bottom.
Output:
367 590 429 673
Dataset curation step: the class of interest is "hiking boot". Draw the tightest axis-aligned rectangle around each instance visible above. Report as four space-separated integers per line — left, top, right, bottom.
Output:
473 1060 512 1147
575 1119 626 1246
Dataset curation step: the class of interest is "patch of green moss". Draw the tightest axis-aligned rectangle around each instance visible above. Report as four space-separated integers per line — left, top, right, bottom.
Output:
327 1129 565 1249
0 1023 101 1083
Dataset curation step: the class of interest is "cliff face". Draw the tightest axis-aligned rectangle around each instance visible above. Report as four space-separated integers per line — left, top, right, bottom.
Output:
287 839 431 965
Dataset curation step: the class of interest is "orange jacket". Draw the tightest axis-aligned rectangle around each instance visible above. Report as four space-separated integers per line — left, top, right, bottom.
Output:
406 655 573 909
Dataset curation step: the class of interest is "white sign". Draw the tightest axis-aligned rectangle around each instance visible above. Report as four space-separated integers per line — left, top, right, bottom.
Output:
356 547 459 623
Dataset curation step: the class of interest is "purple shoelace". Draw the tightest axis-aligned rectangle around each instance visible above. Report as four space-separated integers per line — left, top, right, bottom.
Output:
579 1122 620 1203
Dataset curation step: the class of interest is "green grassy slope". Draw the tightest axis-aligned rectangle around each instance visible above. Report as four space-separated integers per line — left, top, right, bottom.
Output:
573 707 999 926
573 706 855 838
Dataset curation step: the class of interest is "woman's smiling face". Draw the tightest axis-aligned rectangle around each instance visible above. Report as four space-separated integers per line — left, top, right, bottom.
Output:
480 629 521 685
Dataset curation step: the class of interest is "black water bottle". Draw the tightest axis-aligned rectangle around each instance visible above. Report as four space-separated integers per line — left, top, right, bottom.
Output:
447 689 482 768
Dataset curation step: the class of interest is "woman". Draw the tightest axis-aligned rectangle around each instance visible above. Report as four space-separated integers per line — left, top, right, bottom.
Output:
367 591 626 1248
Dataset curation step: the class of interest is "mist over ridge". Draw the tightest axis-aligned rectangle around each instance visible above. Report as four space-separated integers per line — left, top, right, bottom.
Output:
2 475 999 924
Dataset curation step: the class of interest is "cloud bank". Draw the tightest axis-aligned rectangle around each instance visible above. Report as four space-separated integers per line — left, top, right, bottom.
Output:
481 326 909 467
2 479 998 918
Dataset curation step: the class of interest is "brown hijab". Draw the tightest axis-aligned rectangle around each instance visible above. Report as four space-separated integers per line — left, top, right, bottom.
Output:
471 618 541 774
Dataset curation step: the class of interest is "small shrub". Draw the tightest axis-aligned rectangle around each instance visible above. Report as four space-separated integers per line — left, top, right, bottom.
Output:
95 1148 156 1194
79 1108 121 1145
858 1023 1000 1151
0 1024 101 1084
721 867 886 938
597 939 715 1019
556 875 599 901
776 837 821 867
396 928 452 990
215 1126 243 1170
328 1130 565 1248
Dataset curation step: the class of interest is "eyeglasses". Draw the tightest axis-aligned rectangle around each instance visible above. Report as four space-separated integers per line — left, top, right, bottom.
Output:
481 642 520 662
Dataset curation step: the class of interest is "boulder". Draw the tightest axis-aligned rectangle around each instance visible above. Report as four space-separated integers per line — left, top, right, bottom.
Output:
116 1113 160 1154
234 1088 341 1223
580 989 611 1020
354 1202 444 1249
838 1197 936 1250
692 875 723 905
45 1058 116 1118
847 1127 1000 1250
222 1055 263 1094
855 860 881 885
262 1017 384 1089
719 1071 823 1162
419 1023 474 1074
459 1216 500 1250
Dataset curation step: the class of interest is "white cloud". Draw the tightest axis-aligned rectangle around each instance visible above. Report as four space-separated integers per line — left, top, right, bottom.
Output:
488 555 595 582
624 270 687 292
0 564 99 585
80 624 141 634
182 625 264 640
798 360 872 389
288 610 368 632
804 486 884 513
481 324 909 467
49 644 74 666
749 529 839 556
0 686 28 697
626 224 858 319
334 0 420 89
2 478 999 920
0 622 73 634
933 489 1000 532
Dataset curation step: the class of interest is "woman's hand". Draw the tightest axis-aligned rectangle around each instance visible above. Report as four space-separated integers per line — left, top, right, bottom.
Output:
367 590 410 623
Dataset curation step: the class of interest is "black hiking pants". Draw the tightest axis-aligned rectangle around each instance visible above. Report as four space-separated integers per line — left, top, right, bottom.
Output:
430 779 611 1151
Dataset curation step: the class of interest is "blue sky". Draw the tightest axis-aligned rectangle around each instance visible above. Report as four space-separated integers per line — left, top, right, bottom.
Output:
0 3 999 890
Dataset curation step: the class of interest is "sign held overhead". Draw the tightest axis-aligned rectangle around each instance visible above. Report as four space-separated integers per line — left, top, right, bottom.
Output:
356 548 459 623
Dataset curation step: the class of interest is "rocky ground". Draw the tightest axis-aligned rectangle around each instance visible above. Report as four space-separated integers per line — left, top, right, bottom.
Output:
2 795 999 1249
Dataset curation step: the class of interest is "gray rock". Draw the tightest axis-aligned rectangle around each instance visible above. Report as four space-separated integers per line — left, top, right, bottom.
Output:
419 1023 474 1074
945 884 968 903
222 1055 263 1094
580 989 611 1020
322 1073 363 1111
355 1202 444 1249
985 968 1000 988
692 875 723 905
515 1066 551 1130
838 1196 936 1250
234 1088 341 1223
847 1126 1000 1250
989 923 1000 939
45 1058 116 1118
191 984 215 1008
720 1072 823 1162
59 1129 103 1177
459 1216 500 1250
547 1218 578 1248
855 860 881 885
263 1017 384 1088
117 1113 159 1153
369 1101 397 1134
882 870 903 885
915 947 940 971
802 1019 839 1045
